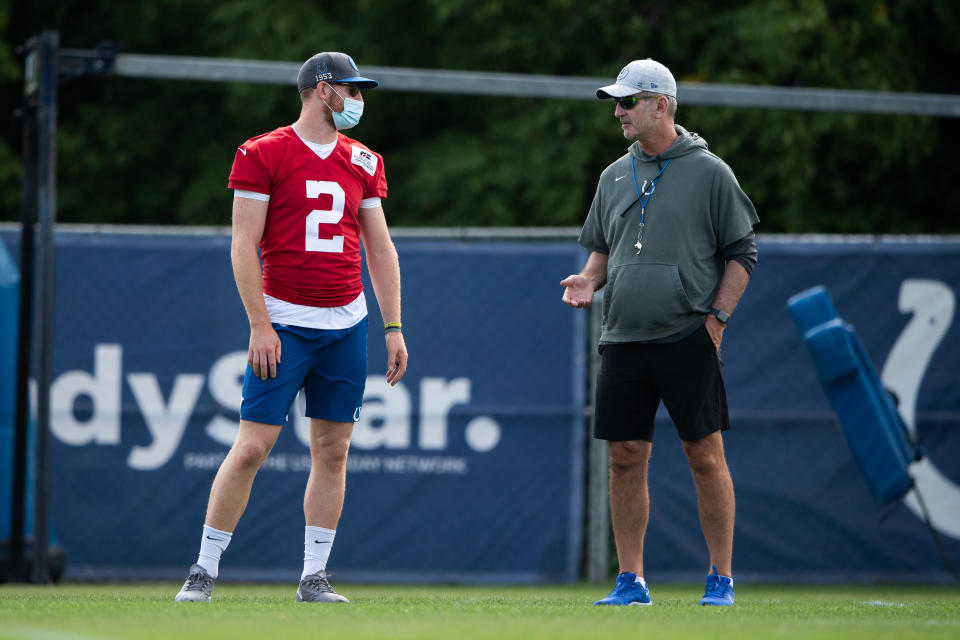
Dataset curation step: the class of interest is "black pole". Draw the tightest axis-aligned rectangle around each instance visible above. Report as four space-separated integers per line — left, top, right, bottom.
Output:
31 29 58 585
9 36 41 584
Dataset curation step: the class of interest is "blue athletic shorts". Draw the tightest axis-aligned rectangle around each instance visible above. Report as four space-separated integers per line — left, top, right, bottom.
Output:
240 318 368 426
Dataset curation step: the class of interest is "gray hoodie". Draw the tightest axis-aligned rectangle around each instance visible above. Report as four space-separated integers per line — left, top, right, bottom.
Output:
579 125 759 343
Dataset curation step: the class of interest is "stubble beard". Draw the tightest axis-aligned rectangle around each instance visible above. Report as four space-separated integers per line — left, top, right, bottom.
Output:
623 122 648 144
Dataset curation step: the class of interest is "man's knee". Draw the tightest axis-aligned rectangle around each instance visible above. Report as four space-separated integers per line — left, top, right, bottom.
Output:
310 421 353 470
683 433 727 476
609 440 650 473
314 441 350 470
230 439 273 470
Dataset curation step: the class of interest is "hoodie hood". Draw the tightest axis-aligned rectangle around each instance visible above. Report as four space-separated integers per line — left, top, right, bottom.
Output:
629 124 708 163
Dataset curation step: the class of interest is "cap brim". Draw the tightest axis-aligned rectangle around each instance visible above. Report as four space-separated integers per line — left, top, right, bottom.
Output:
338 76 379 89
596 83 638 99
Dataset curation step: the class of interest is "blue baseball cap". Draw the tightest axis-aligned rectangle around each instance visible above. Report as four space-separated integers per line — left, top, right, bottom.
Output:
297 52 379 91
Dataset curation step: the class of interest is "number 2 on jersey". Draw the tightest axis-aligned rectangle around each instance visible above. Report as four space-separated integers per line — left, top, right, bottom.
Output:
305 180 345 253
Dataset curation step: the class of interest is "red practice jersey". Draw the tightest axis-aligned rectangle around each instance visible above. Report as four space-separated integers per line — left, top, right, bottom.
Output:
228 126 387 307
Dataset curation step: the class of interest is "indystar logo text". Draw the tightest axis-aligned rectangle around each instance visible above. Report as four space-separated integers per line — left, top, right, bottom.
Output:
45 344 502 471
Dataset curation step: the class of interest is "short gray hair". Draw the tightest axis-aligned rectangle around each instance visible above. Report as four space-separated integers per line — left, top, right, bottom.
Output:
666 96 678 118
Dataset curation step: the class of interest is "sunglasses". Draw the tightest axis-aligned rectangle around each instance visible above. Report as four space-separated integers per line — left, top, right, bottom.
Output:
330 83 362 97
615 94 660 109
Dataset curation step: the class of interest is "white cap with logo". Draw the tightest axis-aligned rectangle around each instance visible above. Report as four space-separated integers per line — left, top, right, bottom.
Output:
596 59 677 99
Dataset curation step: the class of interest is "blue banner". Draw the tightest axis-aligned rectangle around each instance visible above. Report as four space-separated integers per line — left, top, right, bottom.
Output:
1 230 958 582
0 230 586 583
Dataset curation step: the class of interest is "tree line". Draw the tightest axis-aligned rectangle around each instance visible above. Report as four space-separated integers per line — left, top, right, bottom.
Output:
1 0 958 233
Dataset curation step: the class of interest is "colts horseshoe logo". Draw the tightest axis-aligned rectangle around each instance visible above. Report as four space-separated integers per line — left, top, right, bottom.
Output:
881 279 960 540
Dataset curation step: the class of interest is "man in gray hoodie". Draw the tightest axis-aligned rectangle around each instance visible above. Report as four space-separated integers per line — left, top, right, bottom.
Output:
561 59 758 607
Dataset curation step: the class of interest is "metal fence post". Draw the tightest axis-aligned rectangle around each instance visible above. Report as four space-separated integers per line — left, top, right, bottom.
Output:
30 29 58 585
585 296 608 583
9 35 42 585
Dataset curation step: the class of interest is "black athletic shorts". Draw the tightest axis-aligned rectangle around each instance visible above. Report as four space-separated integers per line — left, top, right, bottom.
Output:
594 323 730 443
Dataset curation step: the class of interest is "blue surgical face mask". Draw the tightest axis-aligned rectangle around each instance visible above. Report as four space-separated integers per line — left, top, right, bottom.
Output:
325 85 364 130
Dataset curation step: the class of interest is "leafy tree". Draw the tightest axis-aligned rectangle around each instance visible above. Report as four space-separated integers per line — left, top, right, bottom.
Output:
1 0 958 232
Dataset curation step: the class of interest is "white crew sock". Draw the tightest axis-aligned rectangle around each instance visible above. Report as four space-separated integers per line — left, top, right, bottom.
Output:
196 525 232 579
302 526 336 580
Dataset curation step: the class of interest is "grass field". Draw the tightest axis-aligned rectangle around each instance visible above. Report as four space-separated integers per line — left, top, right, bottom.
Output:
1 582 959 640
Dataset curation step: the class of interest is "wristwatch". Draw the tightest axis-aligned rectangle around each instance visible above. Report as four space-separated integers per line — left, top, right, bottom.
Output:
708 308 730 325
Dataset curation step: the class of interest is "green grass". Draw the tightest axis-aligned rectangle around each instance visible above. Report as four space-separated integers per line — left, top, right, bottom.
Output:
1 582 959 640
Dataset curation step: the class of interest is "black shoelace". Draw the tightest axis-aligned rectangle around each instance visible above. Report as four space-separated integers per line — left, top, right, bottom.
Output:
302 574 335 593
185 572 214 591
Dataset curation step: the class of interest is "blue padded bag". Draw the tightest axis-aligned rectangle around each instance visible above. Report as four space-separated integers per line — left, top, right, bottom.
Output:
787 286 916 503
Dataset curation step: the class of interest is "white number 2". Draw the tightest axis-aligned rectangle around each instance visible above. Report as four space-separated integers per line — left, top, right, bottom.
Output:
305 180 345 253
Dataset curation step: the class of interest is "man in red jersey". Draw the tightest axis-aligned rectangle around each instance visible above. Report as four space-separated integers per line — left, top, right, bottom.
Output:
176 52 407 604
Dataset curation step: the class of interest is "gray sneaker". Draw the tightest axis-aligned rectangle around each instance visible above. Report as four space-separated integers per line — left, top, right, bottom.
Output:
296 570 349 603
175 564 215 602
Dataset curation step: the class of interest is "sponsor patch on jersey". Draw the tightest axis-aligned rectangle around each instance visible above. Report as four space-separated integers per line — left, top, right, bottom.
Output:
351 145 377 176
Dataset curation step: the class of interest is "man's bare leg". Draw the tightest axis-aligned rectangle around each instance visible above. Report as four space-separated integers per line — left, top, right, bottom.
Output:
682 431 735 576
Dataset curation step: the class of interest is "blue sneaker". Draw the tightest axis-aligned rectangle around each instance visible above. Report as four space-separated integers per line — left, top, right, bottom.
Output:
699 565 734 606
593 572 652 606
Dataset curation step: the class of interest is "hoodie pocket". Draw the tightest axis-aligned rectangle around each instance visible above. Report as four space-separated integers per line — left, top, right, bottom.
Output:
603 263 696 333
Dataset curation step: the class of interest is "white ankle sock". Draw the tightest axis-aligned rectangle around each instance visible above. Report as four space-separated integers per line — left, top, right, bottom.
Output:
302 526 336 580
197 525 232 579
